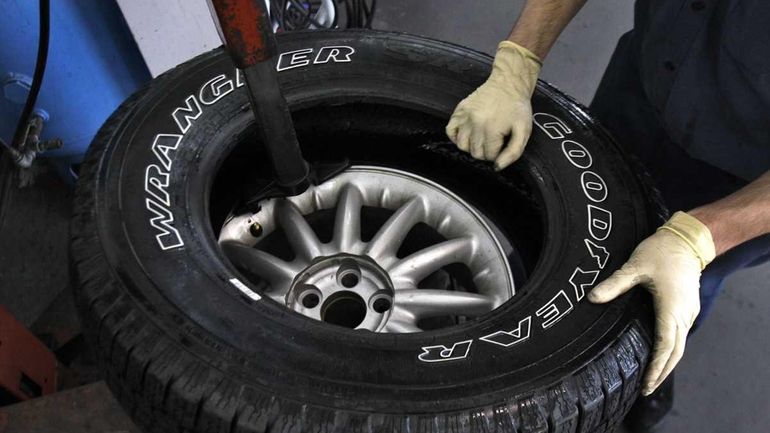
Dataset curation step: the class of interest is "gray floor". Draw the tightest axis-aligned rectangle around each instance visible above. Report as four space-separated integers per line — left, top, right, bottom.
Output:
375 2 769 432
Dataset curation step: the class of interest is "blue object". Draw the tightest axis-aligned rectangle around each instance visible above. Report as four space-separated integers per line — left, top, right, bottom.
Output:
2 72 33 104
0 0 150 182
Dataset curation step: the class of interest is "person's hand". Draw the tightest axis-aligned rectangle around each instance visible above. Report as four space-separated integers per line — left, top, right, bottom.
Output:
446 41 541 170
588 211 715 396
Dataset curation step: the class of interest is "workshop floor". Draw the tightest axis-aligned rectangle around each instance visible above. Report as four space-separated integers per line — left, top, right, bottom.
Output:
1 2 767 432
377 1 770 432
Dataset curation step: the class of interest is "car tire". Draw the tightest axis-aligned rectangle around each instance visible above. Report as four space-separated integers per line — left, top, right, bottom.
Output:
71 30 664 433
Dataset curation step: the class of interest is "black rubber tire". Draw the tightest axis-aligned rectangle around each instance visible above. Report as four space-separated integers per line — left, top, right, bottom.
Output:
71 30 664 433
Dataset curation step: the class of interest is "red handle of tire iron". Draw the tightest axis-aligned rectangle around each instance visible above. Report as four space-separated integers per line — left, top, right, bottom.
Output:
208 0 311 195
208 0 276 66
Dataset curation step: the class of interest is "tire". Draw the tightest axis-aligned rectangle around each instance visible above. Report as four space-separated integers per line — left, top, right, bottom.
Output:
71 30 663 433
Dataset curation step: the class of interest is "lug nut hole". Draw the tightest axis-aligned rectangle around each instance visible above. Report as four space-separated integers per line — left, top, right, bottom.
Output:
301 293 320 308
336 259 362 288
372 297 392 313
340 273 359 288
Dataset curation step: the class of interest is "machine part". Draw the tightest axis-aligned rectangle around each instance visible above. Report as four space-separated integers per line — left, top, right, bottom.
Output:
340 0 377 28
0 0 150 182
238 159 349 213
2 73 32 105
219 166 515 332
269 0 337 31
208 0 277 66
210 0 311 196
265 0 375 32
311 0 337 28
11 0 49 150
0 306 57 405
4 112 63 169
0 0 59 170
71 31 665 433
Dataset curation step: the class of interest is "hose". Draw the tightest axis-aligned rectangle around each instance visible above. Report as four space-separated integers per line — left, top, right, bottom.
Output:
11 0 50 149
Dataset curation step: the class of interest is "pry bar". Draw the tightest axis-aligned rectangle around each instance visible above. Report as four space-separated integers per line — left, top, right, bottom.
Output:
208 0 311 196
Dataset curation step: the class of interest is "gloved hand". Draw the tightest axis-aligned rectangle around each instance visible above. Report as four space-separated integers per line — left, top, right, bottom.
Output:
588 211 716 396
446 40 541 170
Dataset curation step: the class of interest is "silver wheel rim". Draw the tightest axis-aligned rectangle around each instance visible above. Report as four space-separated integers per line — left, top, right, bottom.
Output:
219 166 515 333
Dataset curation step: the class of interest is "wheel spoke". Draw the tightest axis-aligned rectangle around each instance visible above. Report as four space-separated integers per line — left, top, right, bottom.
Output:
221 242 298 289
267 292 289 304
219 166 515 334
275 199 323 262
394 289 494 318
388 237 475 285
365 197 425 261
383 307 421 333
333 184 363 252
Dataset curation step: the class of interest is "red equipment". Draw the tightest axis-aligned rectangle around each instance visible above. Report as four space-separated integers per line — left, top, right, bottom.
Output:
0 306 56 404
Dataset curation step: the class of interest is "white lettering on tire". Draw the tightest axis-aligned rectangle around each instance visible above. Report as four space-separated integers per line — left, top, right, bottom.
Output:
145 134 183 250
313 45 355 64
534 112 572 139
199 74 235 106
584 238 610 269
561 140 593 169
587 205 613 241
568 267 601 301
172 95 203 134
425 112 617 362
581 171 608 203
144 46 357 252
276 48 315 71
418 340 473 363
479 316 532 347
536 290 574 329
277 45 355 71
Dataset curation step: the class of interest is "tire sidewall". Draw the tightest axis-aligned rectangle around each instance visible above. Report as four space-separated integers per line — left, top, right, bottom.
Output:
88 30 652 411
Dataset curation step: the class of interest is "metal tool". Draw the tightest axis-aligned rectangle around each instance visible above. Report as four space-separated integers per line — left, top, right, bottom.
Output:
208 0 314 198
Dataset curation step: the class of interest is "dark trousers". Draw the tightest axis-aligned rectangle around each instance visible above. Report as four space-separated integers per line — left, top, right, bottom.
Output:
589 31 770 327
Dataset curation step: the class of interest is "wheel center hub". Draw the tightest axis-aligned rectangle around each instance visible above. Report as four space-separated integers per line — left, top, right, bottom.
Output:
287 254 395 331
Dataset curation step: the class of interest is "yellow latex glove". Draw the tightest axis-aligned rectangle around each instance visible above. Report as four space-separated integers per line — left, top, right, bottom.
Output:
446 41 541 170
588 211 716 395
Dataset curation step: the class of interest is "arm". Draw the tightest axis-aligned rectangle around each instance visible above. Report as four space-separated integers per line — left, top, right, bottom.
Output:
508 0 588 59
446 0 588 169
590 169 770 396
690 170 770 255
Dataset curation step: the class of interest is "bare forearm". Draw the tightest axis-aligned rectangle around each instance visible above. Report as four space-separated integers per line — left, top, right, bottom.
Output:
508 0 588 59
689 170 770 255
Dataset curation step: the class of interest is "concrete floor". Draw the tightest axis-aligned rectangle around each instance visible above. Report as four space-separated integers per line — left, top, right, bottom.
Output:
376 2 770 432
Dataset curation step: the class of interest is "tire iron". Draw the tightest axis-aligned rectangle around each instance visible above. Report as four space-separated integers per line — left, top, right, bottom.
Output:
208 0 326 198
